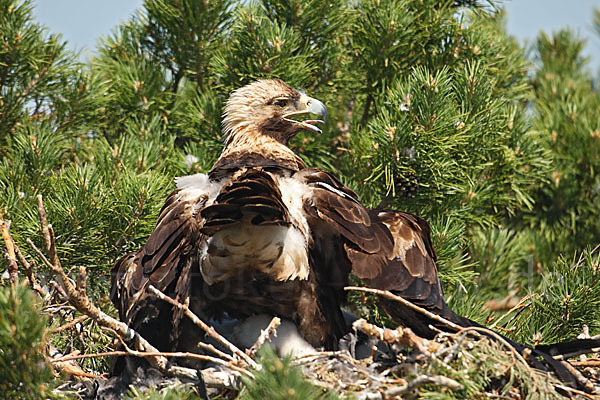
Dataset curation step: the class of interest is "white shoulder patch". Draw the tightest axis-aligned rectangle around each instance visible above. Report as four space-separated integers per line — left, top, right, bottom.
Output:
175 173 210 189
175 173 226 202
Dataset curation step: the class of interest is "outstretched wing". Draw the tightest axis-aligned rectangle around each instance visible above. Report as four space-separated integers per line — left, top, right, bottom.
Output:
110 184 209 350
300 168 457 337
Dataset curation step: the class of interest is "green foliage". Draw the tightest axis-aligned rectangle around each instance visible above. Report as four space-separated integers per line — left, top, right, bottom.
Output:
419 336 563 400
469 227 534 297
126 385 200 399
142 0 234 89
347 13 542 225
0 0 96 146
240 346 338 400
520 28 600 266
511 248 600 344
0 284 55 399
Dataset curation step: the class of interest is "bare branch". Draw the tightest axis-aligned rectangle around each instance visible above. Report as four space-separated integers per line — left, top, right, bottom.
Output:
489 294 535 330
13 242 45 296
344 286 463 331
196 342 237 364
352 318 440 355
51 315 89 334
247 316 280 359
36 195 60 269
0 216 18 285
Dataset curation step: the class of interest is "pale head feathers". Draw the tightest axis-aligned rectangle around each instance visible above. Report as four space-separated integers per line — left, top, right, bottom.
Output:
222 79 300 147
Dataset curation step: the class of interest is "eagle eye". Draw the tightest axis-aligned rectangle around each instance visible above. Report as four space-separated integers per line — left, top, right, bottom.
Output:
273 98 288 108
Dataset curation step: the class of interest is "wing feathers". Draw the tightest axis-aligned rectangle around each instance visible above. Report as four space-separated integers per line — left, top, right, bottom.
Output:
300 168 444 316
201 169 291 236
111 185 208 350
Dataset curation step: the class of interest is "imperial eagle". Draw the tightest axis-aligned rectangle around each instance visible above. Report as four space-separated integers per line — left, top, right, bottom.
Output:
111 80 596 387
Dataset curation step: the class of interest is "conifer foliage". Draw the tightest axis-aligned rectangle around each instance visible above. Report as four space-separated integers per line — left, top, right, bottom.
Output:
1 0 600 397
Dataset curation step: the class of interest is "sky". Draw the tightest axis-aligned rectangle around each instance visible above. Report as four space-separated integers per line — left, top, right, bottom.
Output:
32 0 600 71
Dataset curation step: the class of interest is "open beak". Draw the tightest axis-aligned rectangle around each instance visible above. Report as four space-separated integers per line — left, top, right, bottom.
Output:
284 95 328 134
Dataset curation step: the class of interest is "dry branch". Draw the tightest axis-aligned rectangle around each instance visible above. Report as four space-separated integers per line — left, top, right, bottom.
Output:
559 360 596 393
489 294 535 330
570 359 600 368
13 241 45 296
51 315 90 334
197 341 237 364
553 346 600 361
247 316 281 359
352 318 440 355
0 216 18 285
345 286 463 331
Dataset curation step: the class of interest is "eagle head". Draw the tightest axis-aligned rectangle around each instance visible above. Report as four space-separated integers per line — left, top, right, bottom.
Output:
222 79 328 147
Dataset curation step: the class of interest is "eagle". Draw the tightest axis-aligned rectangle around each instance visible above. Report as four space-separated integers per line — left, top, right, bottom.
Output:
111 79 597 386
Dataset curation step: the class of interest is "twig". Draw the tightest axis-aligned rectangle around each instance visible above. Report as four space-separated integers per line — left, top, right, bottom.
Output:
352 318 440 355
559 359 595 393
552 346 600 361
111 331 251 382
247 316 281 359
196 341 237 363
441 331 469 364
36 195 60 269
51 315 90 334
553 384 598 399
53 347 250 377
48 345 106 380
384 375 463 396
344 286 463 331
0 216 18 285
294 350 357 365
569 359 600 368
13 242 45 296
148 284 258 369
489 294 535 330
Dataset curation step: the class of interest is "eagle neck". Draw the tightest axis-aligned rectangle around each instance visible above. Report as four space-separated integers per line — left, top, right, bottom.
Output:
210 127 306 178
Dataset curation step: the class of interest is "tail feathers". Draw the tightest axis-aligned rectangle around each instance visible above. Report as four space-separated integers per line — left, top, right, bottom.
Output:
536 338 600 358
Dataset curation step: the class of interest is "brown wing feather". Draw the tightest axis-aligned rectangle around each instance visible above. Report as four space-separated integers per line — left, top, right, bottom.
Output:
110 188 207 350
301 169 393 255
300 169 453 335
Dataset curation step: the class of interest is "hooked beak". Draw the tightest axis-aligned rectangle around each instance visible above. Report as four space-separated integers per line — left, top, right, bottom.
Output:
284 95 328 134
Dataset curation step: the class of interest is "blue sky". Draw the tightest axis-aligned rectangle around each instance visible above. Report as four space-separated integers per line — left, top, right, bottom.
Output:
32 0 600 70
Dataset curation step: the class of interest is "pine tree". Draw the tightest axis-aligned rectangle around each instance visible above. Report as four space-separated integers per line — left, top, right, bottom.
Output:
1 0 600 397
518 28 600 267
